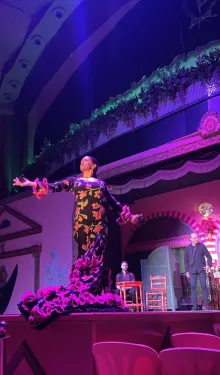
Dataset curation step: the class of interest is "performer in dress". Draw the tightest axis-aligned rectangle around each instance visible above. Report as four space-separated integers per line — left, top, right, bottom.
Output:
13 156 143 329
184 232 212 310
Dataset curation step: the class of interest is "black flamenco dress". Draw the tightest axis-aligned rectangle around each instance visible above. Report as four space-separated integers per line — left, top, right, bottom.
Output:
18 177 127 329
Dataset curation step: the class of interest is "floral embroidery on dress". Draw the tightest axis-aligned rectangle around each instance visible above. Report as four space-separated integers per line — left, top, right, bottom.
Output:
18 177 126 329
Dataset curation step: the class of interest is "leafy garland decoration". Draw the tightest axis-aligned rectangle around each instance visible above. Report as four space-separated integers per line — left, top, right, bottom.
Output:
23 48 220 180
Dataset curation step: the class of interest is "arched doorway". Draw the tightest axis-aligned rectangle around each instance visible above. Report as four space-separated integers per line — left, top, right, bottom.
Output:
125 213 199 280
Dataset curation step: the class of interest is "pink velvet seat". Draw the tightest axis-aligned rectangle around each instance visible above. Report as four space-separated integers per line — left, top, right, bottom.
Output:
159 347 220 375
172 332 220 350
93 341 162 375
95 329 163 352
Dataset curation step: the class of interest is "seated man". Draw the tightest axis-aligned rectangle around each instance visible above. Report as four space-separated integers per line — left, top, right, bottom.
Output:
116 261 135 299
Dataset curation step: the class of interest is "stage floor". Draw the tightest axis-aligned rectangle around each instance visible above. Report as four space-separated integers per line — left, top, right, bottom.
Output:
2 311 220 375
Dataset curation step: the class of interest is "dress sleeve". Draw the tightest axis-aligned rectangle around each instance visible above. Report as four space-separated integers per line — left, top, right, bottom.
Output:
103 183 123 213
33 177 76 199
48 177 76 193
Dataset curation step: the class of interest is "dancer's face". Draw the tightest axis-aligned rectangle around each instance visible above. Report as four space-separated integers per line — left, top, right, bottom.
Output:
80 156 96 174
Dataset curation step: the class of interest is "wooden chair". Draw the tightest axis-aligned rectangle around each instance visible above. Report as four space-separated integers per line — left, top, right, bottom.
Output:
146 275 167 311
117 281 144 312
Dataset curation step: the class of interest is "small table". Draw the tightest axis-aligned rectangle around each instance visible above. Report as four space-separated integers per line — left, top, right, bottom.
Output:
117 281 144 312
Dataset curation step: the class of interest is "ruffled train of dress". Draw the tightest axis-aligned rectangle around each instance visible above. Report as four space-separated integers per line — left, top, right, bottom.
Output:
18 233 126 329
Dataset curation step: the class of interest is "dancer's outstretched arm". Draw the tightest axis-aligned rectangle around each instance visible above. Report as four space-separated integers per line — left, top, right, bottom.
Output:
13 177 37 188
103 182 144 227
13 176 76 199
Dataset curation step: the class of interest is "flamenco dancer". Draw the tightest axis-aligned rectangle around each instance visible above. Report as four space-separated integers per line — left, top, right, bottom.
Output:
13 156 143 329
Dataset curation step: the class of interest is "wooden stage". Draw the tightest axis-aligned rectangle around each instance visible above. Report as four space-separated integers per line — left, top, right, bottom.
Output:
1 311 220 375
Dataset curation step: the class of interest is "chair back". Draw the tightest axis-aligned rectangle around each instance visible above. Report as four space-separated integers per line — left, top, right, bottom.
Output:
159 347 220 375
172 332 220 350
95 330 163 352
93 341 162 375
150 275 166 292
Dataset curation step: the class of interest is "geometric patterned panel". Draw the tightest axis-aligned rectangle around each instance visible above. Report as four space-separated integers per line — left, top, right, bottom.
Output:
6 340 46 375
141 246 182 311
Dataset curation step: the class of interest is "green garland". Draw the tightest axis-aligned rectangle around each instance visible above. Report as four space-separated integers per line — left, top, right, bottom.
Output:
23 47 220 179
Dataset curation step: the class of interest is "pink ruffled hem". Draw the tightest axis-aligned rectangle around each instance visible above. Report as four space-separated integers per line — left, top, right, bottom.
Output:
33 178 49 200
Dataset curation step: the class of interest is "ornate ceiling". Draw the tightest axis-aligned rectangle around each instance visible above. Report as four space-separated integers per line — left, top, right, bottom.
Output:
0 0 83 114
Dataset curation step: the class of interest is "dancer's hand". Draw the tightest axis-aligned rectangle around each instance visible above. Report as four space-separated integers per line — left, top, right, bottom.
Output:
186 272 190 278
117 209 144 228
117 205 131 225
13 177 37 188
129 214 145 228
121 205 131 219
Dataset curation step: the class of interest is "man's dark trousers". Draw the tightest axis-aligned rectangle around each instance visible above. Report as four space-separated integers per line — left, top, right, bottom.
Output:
190 270 209 308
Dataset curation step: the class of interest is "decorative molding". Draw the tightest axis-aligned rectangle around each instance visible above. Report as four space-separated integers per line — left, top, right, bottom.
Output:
0 191 32 206
0 245 41 260
0 242 6 254
126 210 202 254
98 131 220 180
0 245 42 292
200 220 220 265
50 88 220 178
22 41 220 178
145 211 202 235
27 0 141 133
0 205 42 242
126 235 190 253
144 210 202 236
0 1 82 105
127 210 218 262
0 265 18 315
109 153 220 195
0 264 8 287
199 111 220 137
6 340 46 375
33 251 41 293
